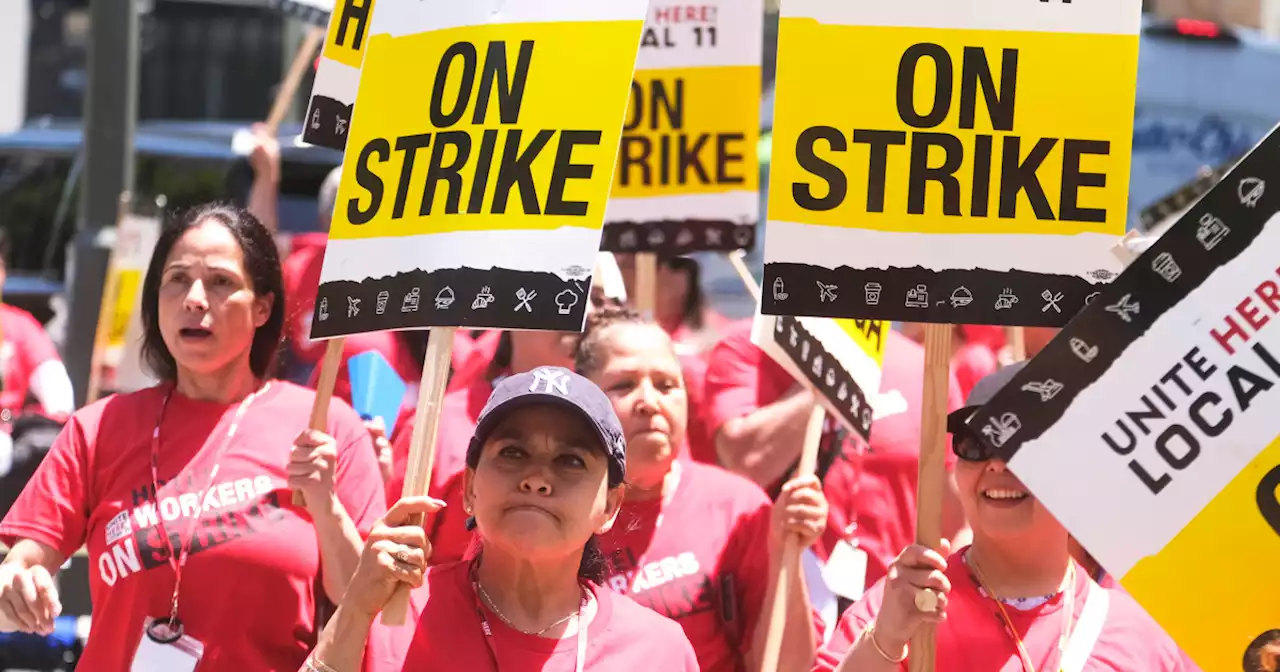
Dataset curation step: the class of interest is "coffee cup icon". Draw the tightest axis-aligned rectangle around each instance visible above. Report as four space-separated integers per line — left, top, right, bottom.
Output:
864 282 883 305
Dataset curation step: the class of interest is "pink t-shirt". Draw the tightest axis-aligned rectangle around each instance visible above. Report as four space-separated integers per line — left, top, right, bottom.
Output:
0 382 388 671
400 561 699 670
0 303 61 417
813 551 1192 672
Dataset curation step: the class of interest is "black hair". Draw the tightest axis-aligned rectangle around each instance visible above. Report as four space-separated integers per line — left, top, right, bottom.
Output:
139 202 285 382
572 304 681 383
485 331 513 383
658 255 704 330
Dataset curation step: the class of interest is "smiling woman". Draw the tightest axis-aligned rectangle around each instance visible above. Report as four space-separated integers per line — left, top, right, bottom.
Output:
0 203 390 671
305 367 700 672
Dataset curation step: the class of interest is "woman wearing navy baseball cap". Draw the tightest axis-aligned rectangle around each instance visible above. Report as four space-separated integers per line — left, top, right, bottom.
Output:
303 366 698 672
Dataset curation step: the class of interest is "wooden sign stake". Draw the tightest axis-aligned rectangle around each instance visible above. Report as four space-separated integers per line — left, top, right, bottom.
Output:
726 250 762 304
758 403 826 672
634 252 658 319
266 26 327 134
382 327 457 625
909 322 952 672
293 338 347 507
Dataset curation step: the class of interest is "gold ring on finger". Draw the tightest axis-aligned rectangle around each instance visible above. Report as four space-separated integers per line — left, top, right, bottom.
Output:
393 549 412 565
914 588 939 613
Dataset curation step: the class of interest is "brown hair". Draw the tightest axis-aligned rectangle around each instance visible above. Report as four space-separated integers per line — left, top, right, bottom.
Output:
572 305 659 379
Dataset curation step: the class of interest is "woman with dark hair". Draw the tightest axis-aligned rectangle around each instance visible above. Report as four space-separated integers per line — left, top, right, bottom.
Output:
303 367 699 671
575 306 826 671
0 204 387 670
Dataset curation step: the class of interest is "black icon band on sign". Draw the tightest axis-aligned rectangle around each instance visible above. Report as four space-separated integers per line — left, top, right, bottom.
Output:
772 315 872 441
601 220 755 254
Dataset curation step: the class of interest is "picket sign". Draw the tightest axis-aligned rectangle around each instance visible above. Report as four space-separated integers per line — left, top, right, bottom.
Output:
760 1 1143 667
300 0 649 624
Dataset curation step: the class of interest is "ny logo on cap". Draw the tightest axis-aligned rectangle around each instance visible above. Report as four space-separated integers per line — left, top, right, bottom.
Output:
529 368 570 397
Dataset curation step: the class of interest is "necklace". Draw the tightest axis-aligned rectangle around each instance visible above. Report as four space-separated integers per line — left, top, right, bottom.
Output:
967 551 1076 672
475 581 587 637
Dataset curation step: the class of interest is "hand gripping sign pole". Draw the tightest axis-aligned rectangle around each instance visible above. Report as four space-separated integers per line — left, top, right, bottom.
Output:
302 0 650 625
758 1 1142 668
758 403 824 672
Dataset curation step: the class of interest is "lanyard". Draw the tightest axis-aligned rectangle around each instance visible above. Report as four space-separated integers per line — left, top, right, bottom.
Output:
967 553 1075 672
149 382 268 629
470 561 589 672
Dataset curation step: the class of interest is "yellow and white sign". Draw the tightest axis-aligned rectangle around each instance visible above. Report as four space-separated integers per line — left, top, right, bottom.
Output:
98 213 160 363
761 0 1141 326
602 0 763 254
752 313 887 441
303 0 376 150
311 0 648 339
966 127 1280 670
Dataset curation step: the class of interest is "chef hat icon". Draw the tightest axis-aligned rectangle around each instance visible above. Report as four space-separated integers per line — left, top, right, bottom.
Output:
556 289 579 315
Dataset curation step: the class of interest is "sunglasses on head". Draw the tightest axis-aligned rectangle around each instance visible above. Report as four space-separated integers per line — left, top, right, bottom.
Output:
952 432 1000 463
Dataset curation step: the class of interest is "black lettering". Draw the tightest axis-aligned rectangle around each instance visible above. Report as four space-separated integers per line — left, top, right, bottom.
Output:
856 319 883 353
620 136 651 187
716 133 745 185
1257 464 1280 538
678 134 710 184
131 484 153 508
907 132 963 216
546 130 600 216
1102 420 1136 455
492 129 555 215
1125 395 1166 436
1151 383 1176 411
1059 139 1109 223
1254 341 1280 377
1188 392 1232 437
419 131 472 216
1184 347 1217 380
896 43 952 129
349 138 390 225
958 47 1018 132
999 137 1057 220
430 42 478 128
473 40 534 125
623 81 643 132
652 79 683 130
970 134 993 217
1161 362 1194 396
1130 459 1171 495
1155 424 1200 471
335 0 371 50
853 129 907 213
467 129 500 214
793 126 847 212
1227 363 1274 411
392 133 431 219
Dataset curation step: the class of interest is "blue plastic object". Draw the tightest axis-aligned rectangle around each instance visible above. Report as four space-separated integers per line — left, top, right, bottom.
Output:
347 351 406 437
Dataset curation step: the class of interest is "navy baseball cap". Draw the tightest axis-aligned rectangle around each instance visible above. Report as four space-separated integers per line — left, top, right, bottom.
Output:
946 361 1027 460
466 366 627 485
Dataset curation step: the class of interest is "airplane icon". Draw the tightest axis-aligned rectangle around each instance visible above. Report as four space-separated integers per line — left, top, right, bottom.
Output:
817 282 838 303
1106 293 1141 323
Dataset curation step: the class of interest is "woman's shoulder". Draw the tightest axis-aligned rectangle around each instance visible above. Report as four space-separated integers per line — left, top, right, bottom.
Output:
1095 587 1186 661
596 584 696 647
678 460 771 509
72 385 169 431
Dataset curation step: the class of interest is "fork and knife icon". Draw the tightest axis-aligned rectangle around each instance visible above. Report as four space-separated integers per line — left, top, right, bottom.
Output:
1041 290 1064 313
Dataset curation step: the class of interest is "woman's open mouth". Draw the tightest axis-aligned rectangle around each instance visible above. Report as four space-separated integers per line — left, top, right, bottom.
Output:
981 488 1030 506
178 326 213 340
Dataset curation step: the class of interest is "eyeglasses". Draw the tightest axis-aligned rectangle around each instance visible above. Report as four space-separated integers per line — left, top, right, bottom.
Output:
952 433 1000 463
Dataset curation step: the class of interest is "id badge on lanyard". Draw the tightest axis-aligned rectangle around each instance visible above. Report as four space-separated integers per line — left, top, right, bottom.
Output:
131 383 266 671
132 618 204 672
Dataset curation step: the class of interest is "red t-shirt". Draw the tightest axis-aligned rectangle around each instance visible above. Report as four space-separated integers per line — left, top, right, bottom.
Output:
400 560 699 670
596 460 787 672
952 342 999 402
0 382 387 671
282 232 329 368
307 332 422 417
0 303 61 416
446 331 503 394
812 551 1191 672
703 323 964 586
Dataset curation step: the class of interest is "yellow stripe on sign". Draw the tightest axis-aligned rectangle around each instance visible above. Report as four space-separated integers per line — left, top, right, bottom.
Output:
1121 433 1280 671
329 20 642 241
835 319 888 367
108 269 142 348
612 65 760 198
768 19 1137 237
323 0 376 70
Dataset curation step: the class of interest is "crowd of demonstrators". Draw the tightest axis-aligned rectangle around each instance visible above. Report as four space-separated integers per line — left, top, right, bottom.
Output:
575 306 825 671
703 318 971 631
0 228 75 426
0 205 396 670
305 368 701 671
813 364 1195 672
